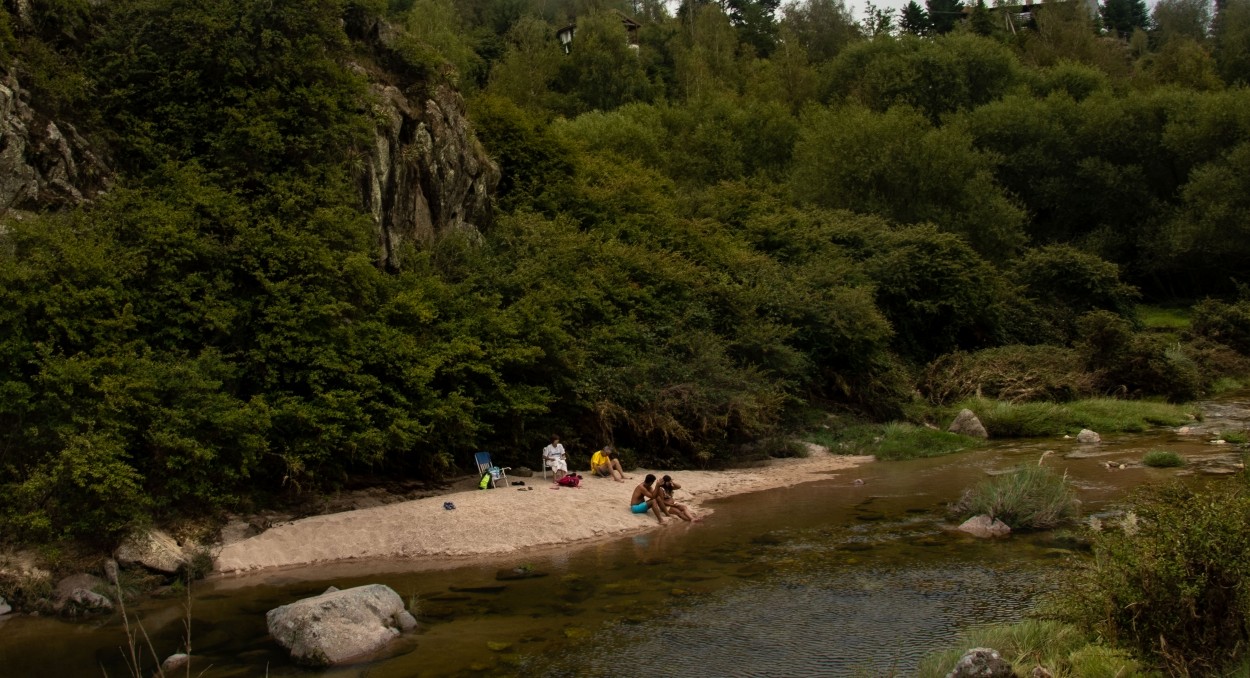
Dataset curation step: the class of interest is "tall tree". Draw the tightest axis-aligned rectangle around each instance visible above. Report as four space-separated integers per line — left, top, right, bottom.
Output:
861 1 896 37
969 0 996 36
726 0 781 56
926 0 965 34
1101 0 1149 38
781 0 861 62
899 0 930 35
1213 0 1250 83
1152 0 1213 43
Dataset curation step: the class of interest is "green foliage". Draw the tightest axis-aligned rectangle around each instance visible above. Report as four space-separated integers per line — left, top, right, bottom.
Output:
1012 245 1141 344
1142 449 1184 467
1077 310 1203 401
807 420 979 460
952 396 1195 437
1066 480 1250 675
792 104 1026 260
916 619 1147 678
469 94 575 213
955 465 1077 529
561 10 653 112
823 34 1023 122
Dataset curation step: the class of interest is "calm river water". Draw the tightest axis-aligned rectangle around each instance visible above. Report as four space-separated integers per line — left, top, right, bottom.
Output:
2 395 1248 677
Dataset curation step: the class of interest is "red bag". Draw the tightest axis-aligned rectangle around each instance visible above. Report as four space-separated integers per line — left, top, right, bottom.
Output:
556 473 582 488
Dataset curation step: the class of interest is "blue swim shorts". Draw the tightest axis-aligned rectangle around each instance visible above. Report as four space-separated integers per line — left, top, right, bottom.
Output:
631 501 649 514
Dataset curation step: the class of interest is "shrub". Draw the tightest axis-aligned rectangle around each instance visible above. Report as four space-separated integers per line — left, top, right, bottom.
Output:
1142 449 1185 467
1078 310 1203 402
954 465 1076 530
808 420 979 461
921 345 1097 406
1189 297 1250 355
1065 480 1250 675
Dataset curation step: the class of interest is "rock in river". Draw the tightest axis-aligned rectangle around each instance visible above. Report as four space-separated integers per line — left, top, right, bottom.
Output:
266 584 417 666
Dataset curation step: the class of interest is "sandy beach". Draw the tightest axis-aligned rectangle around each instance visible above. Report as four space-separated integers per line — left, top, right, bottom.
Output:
213 447 872 575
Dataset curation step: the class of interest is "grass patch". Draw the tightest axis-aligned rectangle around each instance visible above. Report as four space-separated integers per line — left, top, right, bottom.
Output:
954 465 1077 530
1211 376 1250 394
1142 449 1184 467
1225 430 1249 445
803 420 980 461
915 619 1149 678
1138 305 1190 331
944 397 1198 438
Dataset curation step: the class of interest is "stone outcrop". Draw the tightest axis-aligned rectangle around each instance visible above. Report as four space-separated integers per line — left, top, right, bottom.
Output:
348 15 499 270
0 596 11 616
115 529 190 575
948 409 988 439
958 515 1012 538
266 583 417 666
0 72 111 215
946 647 1014 678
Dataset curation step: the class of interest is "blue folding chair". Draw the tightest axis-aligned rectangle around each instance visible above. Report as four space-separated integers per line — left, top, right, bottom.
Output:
474 451 511 489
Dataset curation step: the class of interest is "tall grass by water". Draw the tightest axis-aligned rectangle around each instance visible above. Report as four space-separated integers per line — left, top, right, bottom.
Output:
948 397 1196 438
955 465 1076 530
805 420 980 461
1142 449 1184 468
915 619 1146 678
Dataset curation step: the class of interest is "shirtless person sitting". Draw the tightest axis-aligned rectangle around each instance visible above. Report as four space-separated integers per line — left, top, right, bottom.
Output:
629 474 666 524
654 475 697 522
590 445 628 482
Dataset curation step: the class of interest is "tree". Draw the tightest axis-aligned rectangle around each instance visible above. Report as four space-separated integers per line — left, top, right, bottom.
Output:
926 0 964 34
899 1 930 35
1101 0 1149 38
563 10 653 111
726 0 781 56
968 0 996 36
780 0 861 63
1152 0 1213 44
1214 0 1250 85
861 1 895 38
791 104 1026 260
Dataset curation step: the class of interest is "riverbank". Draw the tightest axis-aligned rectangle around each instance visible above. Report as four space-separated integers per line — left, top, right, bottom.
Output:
213 447 872 575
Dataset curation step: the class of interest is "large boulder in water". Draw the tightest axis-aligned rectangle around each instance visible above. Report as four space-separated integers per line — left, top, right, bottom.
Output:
946 647 1014 677
948 409 988 439
1076 429 1101 444
266 584 416 666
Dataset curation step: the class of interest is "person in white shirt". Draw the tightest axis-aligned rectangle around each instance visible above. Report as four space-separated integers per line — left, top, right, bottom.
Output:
543 435 569 481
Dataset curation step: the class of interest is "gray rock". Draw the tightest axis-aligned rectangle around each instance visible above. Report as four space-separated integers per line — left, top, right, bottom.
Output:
395 610 417 631
946 647 1014 678
115 529 189 574
66 588 113 615
161 653 190 674
103 559 119 585
1077 429 1101 444
0 596 11 616
948 409 988 439
345 15 499 271
958 515 1012 538
324 586 340 594
266 584 414 666
0 72 111 214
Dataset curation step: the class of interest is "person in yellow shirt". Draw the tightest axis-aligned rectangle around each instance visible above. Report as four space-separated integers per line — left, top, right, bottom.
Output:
590 445 628 482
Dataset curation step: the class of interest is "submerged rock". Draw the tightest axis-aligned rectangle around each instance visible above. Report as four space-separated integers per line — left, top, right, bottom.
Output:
948 409 988 439
266 583 415 667
946 647 1014 678
958 515 1011 538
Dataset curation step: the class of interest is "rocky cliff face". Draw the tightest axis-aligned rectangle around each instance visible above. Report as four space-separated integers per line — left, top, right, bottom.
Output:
352 18 499 271
0 72 111 215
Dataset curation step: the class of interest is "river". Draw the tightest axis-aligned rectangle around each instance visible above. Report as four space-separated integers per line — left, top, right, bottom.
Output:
2 394 1247 677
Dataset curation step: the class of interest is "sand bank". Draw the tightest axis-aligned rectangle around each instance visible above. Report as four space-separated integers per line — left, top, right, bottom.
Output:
213 448 872 575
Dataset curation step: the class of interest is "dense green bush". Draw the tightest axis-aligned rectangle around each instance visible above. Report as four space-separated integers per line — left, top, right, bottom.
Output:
955 465 1076 530
1078 311 1203 402
1190 297 1250 355
1066 480 1250 675
1142 449 1184 467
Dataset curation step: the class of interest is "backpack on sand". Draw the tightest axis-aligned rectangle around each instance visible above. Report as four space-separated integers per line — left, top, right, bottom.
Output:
556 473 582 488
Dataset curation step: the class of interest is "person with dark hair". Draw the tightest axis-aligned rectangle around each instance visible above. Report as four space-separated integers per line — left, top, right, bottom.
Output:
542 434 569 481
590 445 628 482
629 474 665 523
655 475 697 522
